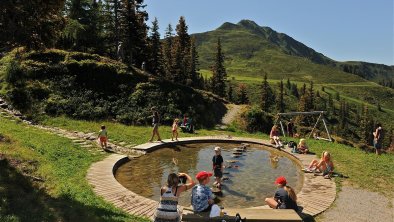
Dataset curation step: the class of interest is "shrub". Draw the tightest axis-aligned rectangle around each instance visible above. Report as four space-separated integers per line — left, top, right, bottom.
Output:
243 106 273 133
5 60 24 85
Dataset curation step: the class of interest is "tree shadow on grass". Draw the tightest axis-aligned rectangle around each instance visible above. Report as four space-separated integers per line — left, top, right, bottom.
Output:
0 158 146 222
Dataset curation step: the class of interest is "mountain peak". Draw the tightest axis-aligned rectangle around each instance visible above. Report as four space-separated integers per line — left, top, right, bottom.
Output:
237 19 260 29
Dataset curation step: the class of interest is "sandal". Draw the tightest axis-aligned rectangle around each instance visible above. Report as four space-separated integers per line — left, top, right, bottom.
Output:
324 175 331 179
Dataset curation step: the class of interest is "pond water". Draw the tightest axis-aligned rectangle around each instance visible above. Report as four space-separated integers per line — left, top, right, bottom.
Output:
115 143 303 208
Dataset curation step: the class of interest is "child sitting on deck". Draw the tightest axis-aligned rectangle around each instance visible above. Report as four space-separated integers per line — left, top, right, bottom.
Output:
270 125 283 148
265 176 298 211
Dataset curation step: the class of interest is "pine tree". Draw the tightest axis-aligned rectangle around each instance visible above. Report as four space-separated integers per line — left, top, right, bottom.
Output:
286 78 291 89
335 91 340 101
300 83 307 96
377 103 382 112
290 83 299 98
227 84 234 102
118 0 148 66
0 0 65 50
295 94 308 125
211 37 227 97
360 105 370 144
261 74 274 112
307 81 314 110
188 37 204 88
147 18 164 76
162 24 174 78
171 16 190 84
276 80 284 112
237 84 249 104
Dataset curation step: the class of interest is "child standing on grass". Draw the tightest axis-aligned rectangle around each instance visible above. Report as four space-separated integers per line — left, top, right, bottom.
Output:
98 125 108 149
212 146 224 188
172 118 179 141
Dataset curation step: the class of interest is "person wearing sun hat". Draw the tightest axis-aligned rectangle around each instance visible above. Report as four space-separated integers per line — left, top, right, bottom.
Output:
191 171 218 213
264 176 298 211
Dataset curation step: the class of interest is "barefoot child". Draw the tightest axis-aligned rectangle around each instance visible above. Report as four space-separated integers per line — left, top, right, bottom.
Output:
98 125 108 149
212 147 224 188
172 118 179 141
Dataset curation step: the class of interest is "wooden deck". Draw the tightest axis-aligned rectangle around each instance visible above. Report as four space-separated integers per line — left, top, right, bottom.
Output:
86 136 336 221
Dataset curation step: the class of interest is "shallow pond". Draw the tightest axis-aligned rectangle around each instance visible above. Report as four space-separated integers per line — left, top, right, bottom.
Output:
115 143 303 208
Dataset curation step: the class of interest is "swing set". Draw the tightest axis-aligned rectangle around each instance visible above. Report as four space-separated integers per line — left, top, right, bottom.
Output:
274 111 332 142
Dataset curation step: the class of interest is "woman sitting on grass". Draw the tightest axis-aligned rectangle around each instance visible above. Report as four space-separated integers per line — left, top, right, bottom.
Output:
297 139 309 154
306 151 334 178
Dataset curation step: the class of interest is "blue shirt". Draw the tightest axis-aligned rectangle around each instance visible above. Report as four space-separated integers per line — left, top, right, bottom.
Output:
191 184 213 212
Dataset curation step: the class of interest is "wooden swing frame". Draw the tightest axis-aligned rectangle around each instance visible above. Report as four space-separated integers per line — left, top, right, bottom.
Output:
274 111 332 142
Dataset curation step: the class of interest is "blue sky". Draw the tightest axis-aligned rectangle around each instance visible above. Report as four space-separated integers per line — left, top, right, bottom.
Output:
145 0 393 65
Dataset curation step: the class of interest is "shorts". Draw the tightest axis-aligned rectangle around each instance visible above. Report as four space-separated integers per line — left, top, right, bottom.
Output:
99 137 107 143
152 123 159 129
214 168 222 178
373 140 382 149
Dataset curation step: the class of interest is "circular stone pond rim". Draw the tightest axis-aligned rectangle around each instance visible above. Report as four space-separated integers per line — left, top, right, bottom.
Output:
87 136 336 220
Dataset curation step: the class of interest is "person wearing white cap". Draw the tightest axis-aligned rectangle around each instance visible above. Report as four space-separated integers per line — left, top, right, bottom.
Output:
212 146 224 188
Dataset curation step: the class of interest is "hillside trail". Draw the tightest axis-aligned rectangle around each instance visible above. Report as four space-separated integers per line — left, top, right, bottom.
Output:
0 98 144 158
218 104 245 129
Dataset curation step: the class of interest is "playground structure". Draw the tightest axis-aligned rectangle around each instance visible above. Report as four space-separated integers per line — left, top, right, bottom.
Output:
274 111 332 142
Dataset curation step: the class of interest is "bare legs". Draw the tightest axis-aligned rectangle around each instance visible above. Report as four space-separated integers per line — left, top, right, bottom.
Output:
149 125 161 142
265 197 278 208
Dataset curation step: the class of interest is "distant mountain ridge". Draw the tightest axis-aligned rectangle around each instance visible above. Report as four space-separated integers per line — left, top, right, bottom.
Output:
193 19 394 84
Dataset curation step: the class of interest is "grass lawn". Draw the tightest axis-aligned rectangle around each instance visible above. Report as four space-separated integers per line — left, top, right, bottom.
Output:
0 116 150 222
42 116 394 196
1 115 393 221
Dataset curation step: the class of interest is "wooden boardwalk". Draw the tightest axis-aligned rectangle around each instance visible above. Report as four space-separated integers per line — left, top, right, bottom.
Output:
86 136 336 221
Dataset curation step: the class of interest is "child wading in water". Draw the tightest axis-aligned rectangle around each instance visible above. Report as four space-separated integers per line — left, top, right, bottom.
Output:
212 146 224 188
172 118 179 141
98 125 108 149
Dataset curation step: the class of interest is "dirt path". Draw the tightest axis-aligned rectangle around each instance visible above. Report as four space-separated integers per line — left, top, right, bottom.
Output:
221 104 244 125
318 185 394 222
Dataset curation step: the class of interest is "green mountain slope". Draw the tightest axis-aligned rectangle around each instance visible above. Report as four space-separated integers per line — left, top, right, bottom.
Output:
192 20 394 111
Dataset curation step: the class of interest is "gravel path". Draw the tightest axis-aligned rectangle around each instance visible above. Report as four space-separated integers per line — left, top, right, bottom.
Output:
319 186 394 222
221 104 243 125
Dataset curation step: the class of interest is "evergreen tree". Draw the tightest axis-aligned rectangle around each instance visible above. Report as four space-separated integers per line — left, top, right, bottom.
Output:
307 81 315 110
261 74 272 112
162 24 174 78
360 105 370 144
171 16 190 84
290 83 299 98
188 37 204 88
295 94 308 125
335 91 340 101
300 83 307 96
316 90 320 98
321 86 325 92
118 0 148 66
0 0 65 50
276 80 284 112
237 84 249 104
377 103 382 112
211 37 227 97
147 17 164 76
227 84 234 102
286 78 291 89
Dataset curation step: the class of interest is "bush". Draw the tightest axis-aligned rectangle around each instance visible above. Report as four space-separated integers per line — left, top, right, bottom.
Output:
243 106 273 133
5 60 24 85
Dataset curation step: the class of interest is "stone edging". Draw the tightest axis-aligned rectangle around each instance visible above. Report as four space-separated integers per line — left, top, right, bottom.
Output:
87 136 336 220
